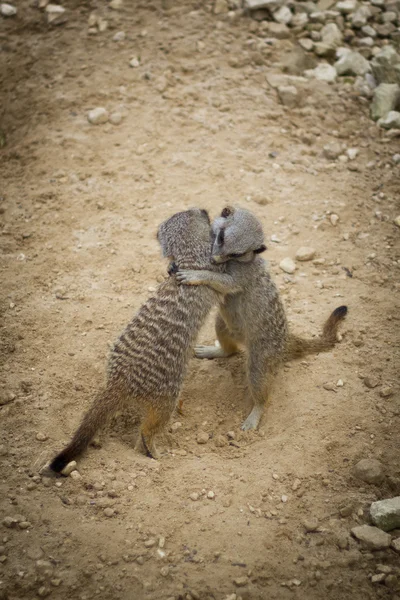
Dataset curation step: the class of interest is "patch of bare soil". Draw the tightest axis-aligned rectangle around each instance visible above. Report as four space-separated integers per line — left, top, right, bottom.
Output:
0 2 399 599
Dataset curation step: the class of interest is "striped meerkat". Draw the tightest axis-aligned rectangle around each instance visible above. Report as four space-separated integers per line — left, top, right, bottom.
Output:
46 208 223 474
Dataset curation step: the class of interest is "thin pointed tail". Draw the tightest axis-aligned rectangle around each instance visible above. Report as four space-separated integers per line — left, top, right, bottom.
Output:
48 385 125 475
286 305 347 360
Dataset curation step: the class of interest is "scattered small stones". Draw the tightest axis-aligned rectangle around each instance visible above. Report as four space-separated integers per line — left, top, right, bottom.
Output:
295 247 316 262
0 3 16 17
279 257 296 274
36 433 48 442
353 458 384 485
87 107 109 125
351 525 391 550
197 431 209 444
370 497 400 532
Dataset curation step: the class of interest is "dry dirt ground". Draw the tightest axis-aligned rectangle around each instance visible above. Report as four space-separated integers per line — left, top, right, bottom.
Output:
1 1 400 599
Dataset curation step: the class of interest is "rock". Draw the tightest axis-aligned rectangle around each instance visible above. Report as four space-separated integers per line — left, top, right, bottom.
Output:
394 216 400 227
109 0 123 9
292 13 309 28
346 148 359 160
323 143 342 159
190 492 199 501
207 491 215 499
391 538 400 553
245 0 283 10
371 574 386 584
351 6 371 28
304 517 319 532
103 508 114 517
330 213 339 226
61 461 77 476
314 23 343 57
364 376 379 388
264 22 290 39
214 0 229 14
380 386 393 397
305 63 337 83
351 525 391 550
393 155 400 164
378 111 400 129
362 25 376 38
45 4 66 25
277 85 299 108
0 391 15 406
335 0 357 14
70 470 82 481
112 31 125 42
36 433 48 442
234 576 249 587
129 57 140 68
197 431 209 444
109 112 123 125
371 46 400 85
144 538 156 548
353 458 384 484
88 107 109 125
370 497 400 532
0 3 16 16
295 247 316 261
335 51 371 77
2 517 18 528
371 83 400 121
214 434 228 447
279 258 296 274
274 5 292 24
299 38 314 52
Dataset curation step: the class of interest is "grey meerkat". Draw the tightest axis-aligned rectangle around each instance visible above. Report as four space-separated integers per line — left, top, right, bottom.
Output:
46 208 224 475
176 206 347 431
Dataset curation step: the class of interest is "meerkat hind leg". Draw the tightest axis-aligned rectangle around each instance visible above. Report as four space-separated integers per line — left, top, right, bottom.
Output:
136 400 175 459
241 354 275 431
195 314 239 360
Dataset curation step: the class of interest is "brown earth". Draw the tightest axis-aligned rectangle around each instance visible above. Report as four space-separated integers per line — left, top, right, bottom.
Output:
0 2 399 600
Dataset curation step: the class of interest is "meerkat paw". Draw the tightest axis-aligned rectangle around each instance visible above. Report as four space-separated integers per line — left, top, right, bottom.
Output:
194 344 228 359
176 270 203 286
241 407 263 431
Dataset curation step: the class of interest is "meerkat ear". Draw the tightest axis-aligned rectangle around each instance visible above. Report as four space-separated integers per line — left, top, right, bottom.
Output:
254 244 267 254
221 206 234 218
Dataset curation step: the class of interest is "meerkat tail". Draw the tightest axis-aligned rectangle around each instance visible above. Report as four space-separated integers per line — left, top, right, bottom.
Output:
286 305 348 359
49 385 125 474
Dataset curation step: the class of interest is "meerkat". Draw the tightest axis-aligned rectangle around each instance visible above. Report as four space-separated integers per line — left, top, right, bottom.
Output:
176 206 347 431
46 208 225 474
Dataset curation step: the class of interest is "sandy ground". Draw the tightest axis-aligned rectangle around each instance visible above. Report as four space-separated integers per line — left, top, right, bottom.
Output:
1 2 399 599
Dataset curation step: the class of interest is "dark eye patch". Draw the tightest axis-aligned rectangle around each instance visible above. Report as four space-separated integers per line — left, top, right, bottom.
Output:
229 252 244 258
217 229 225 245
254 245 267 254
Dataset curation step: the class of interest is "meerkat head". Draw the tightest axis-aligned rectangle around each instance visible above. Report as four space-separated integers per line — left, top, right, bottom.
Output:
157 208 211 261
211 206 266 264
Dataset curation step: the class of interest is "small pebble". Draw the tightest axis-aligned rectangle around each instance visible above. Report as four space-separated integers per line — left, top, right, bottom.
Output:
36 433 48 442
113 31 125 41
380 386 393 398
190 492 199 501
109 112 123 125
279 257 296 274
0 3 17 17
61 461 77 476
130 57 140 68
394 216 400 228
197 431 209 445
87 107 109 125
233 576 249 587
70 470 82 481
330 214 339 226
103 508 114 518
364 376 379 389
18 521 31 530
207 491 215 500
346 148 359 160
303 517 319 532
295 247 316 262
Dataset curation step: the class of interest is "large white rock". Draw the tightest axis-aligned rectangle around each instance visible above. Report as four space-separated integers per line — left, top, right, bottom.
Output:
305 63 337 83
370 497 400 532
0 3 17 16
280 258 296 274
